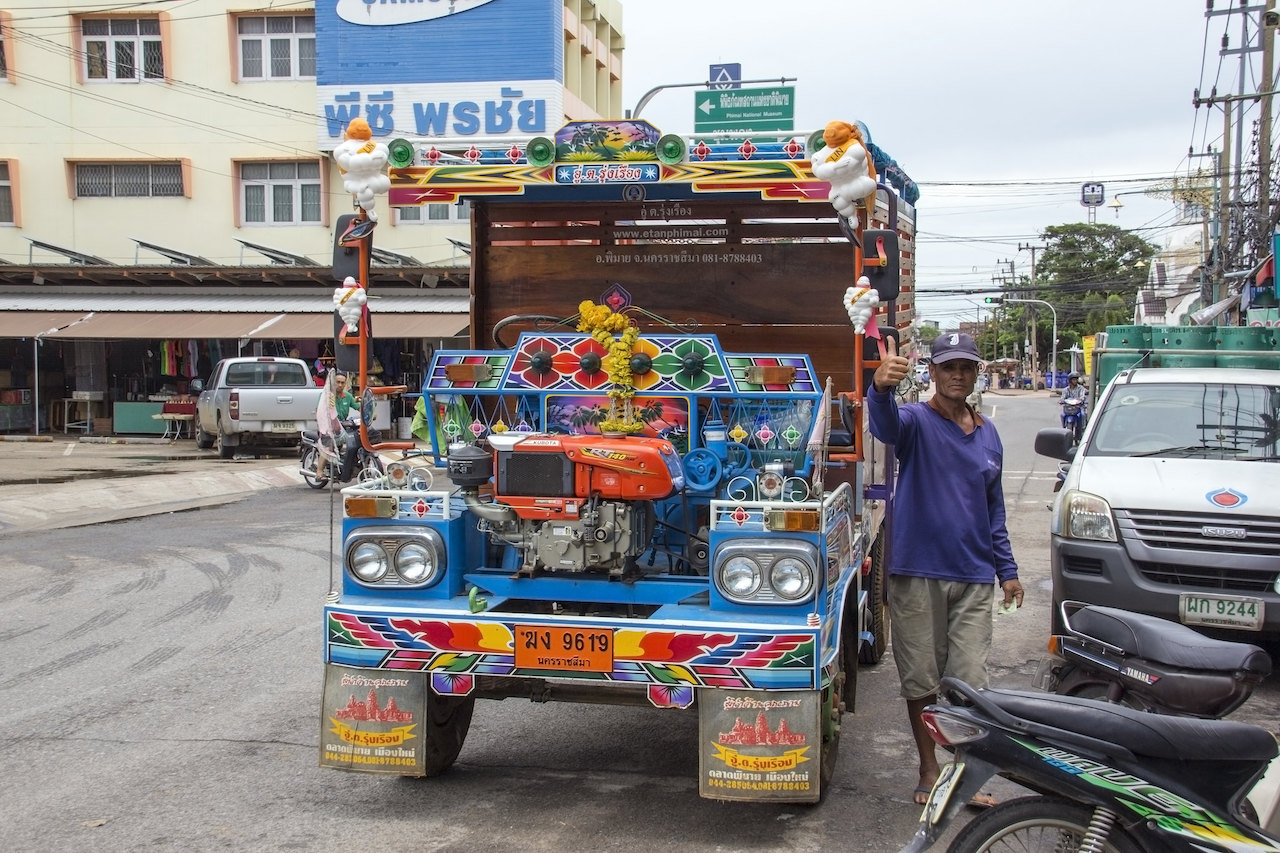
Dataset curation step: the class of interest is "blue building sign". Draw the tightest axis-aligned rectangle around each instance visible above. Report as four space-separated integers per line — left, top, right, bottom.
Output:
316 0 565 147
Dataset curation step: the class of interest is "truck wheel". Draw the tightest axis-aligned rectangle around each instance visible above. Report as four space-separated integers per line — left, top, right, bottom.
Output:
421 692 475 777
300 447 329 489
216 421 236 460
818 629 847 794
194 413 214 450
858 527 889 665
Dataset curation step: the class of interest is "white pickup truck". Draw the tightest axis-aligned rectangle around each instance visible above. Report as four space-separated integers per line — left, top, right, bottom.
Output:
190 357 323 459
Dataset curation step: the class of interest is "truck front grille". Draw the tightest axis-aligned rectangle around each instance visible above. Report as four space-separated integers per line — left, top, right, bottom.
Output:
1118 509 1280 593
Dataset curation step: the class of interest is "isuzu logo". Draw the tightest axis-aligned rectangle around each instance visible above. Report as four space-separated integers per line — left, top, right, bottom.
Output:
1201 526 1246 540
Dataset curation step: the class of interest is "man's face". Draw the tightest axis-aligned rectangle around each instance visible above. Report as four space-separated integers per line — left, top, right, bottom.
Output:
335 377 347 391
929 358 978 403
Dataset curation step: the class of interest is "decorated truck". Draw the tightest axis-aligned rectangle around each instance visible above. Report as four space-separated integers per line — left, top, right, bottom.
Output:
319 119 918 802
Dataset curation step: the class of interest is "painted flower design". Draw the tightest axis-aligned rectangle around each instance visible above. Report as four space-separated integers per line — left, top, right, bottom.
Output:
570 337 610 389
650 339 725 391
628 337 663 390
512 338 578 388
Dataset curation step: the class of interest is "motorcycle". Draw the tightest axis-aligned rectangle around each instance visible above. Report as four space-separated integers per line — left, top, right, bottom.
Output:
898 676 1280 852
1060 398 1086 442
1037 600 1272 716
299 421 385 489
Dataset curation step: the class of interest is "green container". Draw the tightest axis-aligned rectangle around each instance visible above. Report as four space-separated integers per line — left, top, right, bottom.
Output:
1150 325 1215 369
1215 327 1277 368
1104 325 1152 348
1098 350 1151 387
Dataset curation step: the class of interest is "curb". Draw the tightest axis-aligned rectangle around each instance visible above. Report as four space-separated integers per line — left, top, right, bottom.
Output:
0 434 54 442
78 435 177 446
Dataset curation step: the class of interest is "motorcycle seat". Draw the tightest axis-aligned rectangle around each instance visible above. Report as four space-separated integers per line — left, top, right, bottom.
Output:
977 686 1278 762
1069 604 1271 679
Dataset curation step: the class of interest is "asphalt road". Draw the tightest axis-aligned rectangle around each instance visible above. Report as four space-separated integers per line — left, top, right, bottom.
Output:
0 394 1275 852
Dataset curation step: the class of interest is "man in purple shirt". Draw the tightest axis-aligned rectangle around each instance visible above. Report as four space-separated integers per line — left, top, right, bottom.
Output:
868 332 1024 806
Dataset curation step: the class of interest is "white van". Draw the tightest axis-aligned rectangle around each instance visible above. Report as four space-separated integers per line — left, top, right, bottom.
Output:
1035 366 1280 639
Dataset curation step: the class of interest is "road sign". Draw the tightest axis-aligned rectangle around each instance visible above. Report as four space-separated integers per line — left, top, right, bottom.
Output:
1080 182 1105 207
694 85 795 133
709 64 742 90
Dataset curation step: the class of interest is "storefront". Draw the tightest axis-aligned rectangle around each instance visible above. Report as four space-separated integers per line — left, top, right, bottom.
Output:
0 267 469 435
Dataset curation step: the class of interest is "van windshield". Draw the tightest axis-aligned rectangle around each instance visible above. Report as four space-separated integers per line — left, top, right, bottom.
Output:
1087 382 1280 460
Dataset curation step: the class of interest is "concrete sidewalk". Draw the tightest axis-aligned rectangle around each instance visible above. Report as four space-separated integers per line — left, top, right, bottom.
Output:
0 433 308 534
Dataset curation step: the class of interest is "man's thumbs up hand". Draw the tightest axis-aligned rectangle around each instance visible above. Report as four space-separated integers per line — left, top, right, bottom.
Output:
872 336 911 393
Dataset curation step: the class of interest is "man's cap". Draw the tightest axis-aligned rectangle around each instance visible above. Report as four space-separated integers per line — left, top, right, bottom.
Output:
931 332 982 364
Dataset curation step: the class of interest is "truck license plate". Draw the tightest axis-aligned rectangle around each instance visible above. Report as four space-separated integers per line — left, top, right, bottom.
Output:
268 421 300 433
1179 594 1263 631
513 625 614 672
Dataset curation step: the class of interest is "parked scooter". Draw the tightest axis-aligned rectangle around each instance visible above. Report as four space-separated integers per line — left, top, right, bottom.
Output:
897 676 1280 852
1037 600 1272 715
299 421 385 489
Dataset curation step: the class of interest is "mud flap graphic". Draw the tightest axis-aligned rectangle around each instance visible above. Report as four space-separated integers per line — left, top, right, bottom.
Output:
320 664 427 774
699 689 820 802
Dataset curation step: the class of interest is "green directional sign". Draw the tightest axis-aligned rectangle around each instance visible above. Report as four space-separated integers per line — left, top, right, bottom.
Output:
694 86 795 133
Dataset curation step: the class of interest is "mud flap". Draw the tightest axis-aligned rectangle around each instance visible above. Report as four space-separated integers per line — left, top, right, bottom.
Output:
698 688 821 802
319 663 428 775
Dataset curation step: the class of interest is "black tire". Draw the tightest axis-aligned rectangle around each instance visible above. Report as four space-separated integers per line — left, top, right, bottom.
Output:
216 424 236 459
356 450 386 483
194 412 214 450
818 625 847 795
1055 671 1153 712
300 447 329 489
949 796 1146 853
859 527 889 665
421 693 475 777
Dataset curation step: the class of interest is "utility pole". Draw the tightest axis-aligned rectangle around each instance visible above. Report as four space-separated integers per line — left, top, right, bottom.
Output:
1260 1 1276 235
1018 241 1047 385
993 259 1015 363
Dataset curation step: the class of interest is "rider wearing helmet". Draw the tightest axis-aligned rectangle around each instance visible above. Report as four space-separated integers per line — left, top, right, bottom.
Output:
1060 373 1088 439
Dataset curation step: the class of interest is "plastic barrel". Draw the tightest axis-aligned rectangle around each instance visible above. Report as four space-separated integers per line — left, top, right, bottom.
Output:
1216 327 1279 368
1150 325 1215 369
1105 325 1152 348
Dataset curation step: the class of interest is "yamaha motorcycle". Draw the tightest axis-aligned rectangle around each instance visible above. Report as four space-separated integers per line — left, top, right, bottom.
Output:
299 422 385 489
1060 398 1086 443
897 675 1280 853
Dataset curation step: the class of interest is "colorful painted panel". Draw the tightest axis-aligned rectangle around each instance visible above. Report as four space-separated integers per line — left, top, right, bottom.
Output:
424 351 512 390
326 611 816 690
506 333 734 393
724 355 820 393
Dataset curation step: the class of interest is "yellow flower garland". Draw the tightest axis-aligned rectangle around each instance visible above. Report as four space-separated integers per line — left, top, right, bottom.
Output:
577 300 644 434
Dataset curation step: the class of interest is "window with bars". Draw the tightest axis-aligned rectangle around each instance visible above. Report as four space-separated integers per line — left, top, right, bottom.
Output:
237 15 315 80
396 200 472 223
82 18 163 81
0 162 13 224
74 162 183 198
240 161 321 225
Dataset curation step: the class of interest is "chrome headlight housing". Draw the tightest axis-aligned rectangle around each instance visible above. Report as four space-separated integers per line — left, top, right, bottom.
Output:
1057 489 1116 542
714 540 818 604
344 526 445 588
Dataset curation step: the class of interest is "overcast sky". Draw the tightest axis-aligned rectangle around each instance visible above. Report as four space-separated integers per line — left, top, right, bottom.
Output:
619 0 1244 328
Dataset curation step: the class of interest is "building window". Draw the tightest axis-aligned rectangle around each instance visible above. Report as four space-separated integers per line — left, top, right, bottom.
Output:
0 162 13 224
237 15 315 80
240 161 321 224
75 162 183 197
82 18 163 81
396 200 472 223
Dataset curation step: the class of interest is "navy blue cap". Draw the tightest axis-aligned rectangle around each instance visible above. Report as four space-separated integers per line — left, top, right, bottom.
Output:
931 333 982 364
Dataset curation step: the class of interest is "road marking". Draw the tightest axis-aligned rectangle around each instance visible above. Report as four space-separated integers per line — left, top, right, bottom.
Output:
64 444 76 456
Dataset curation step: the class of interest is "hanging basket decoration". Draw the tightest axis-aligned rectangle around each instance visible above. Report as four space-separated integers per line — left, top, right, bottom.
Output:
577 300 644 434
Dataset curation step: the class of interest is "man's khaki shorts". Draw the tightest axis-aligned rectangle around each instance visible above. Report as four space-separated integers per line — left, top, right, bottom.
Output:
889 574 994 701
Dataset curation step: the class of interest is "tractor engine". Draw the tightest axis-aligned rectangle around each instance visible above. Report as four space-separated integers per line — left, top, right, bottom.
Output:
448 433 685 577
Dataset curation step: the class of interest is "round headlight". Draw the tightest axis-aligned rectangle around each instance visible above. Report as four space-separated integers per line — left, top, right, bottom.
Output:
395 542 435 584
771 557 813 600
722 555 762 597
350 541 389 582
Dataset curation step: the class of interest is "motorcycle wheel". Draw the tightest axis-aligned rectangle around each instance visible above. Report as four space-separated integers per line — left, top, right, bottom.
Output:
1054 668 1154 712
949 796 1145 853
420 692 475 777
356 451 386 483
299 447 330 490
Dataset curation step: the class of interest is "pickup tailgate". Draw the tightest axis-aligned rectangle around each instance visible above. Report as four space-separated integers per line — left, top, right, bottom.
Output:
234 387 320 429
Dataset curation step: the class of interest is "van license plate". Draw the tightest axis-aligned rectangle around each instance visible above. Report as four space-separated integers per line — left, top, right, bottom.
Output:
513 625 614 672
1179 594 1263 631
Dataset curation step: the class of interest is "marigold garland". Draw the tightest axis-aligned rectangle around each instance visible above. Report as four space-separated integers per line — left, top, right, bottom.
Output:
576 300 644 434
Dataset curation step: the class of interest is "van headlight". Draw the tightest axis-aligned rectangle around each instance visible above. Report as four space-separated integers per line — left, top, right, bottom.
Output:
1058 489 1116 542
715 540 817 604
345 526 445 587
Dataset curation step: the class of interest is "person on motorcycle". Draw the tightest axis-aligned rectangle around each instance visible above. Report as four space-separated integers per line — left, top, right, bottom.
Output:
314 372 356 478
1059 373 1087 438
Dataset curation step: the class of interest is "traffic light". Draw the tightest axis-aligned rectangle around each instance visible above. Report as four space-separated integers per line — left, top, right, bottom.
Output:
984 296 1003 304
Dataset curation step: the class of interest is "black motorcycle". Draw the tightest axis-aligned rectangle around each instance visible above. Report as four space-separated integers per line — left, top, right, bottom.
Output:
897 675 1280 852
299 422 385 489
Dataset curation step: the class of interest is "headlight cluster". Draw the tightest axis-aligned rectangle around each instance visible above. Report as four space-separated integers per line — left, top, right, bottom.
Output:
345 526 445 587
714 540 818 604
1058 489 1116 542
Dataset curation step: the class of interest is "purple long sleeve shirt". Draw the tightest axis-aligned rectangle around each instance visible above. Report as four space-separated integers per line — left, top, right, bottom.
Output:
866 385 1019 585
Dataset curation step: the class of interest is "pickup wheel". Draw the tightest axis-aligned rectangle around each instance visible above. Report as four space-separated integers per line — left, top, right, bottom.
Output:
421 692 475 777
216 420 236 460
194 413 214 450
858 527 890 665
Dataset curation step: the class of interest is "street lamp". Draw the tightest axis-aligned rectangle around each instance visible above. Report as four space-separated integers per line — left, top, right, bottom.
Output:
1002 298 1058 389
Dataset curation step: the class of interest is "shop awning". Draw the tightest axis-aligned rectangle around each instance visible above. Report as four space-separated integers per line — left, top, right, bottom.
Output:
0 311 93 337
240 312 468 340
43 312 279 339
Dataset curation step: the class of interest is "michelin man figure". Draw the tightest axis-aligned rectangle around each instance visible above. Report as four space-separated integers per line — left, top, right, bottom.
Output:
811 120 878 222
843 278 880 334
334 276 367 334
332 117 390 221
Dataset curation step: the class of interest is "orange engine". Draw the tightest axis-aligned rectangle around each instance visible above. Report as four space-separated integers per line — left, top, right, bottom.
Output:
493 434 683 519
